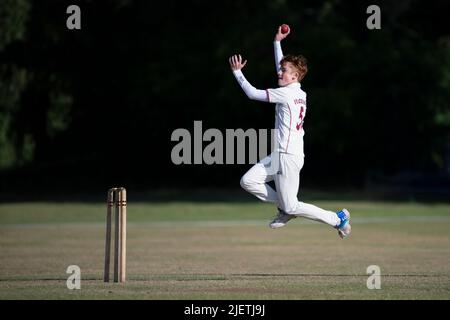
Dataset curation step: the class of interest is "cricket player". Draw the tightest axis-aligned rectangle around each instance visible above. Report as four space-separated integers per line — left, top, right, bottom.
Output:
229 25 351 238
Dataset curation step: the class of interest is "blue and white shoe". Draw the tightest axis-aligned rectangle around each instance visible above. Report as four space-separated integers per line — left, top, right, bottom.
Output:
335 208 351 239
269 208 296 229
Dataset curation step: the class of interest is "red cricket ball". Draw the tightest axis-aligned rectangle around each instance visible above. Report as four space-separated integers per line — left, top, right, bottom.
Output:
281 24 289 34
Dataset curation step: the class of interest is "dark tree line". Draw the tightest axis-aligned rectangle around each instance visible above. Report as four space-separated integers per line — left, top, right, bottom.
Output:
1 0 449 194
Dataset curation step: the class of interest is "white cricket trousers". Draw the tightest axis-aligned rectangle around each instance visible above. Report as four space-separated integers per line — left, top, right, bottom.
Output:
240 152 340 227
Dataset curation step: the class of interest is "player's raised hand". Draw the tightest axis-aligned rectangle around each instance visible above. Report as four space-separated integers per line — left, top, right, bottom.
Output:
275 24 290 41
229 54 247 71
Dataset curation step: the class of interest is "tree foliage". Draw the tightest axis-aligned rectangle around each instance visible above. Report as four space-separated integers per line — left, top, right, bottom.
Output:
0 0 449 191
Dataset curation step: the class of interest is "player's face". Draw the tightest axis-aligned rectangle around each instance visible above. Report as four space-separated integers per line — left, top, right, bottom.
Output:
278 62 299 87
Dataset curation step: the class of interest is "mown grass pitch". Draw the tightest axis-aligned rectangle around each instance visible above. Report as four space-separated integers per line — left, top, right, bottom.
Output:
1 199 450 299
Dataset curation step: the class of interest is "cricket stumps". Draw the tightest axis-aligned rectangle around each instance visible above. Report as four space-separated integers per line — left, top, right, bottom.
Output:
104 187 127 282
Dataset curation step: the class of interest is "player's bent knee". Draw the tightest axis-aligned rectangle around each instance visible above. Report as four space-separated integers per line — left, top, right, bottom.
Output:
240 175 253 191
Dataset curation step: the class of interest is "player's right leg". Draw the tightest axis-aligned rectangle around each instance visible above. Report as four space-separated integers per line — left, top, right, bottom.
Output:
294 202 352 238
295 202 340 226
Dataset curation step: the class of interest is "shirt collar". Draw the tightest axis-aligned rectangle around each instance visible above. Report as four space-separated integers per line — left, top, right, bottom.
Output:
286 82 301 88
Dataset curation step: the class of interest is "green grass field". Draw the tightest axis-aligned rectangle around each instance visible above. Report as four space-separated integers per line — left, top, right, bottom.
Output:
1 197 450 299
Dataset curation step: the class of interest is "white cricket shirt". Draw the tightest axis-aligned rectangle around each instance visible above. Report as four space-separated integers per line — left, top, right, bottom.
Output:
266 83 307 157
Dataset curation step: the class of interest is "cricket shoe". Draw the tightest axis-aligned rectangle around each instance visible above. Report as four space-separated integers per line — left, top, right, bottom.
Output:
269 208 296 229
335 208 351 239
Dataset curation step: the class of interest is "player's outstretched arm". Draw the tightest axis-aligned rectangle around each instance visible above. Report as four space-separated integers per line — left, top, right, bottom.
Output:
229 54 269 102
274 25 290 73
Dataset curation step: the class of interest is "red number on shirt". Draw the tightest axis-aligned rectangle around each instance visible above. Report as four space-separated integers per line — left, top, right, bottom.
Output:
296 106 305 130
